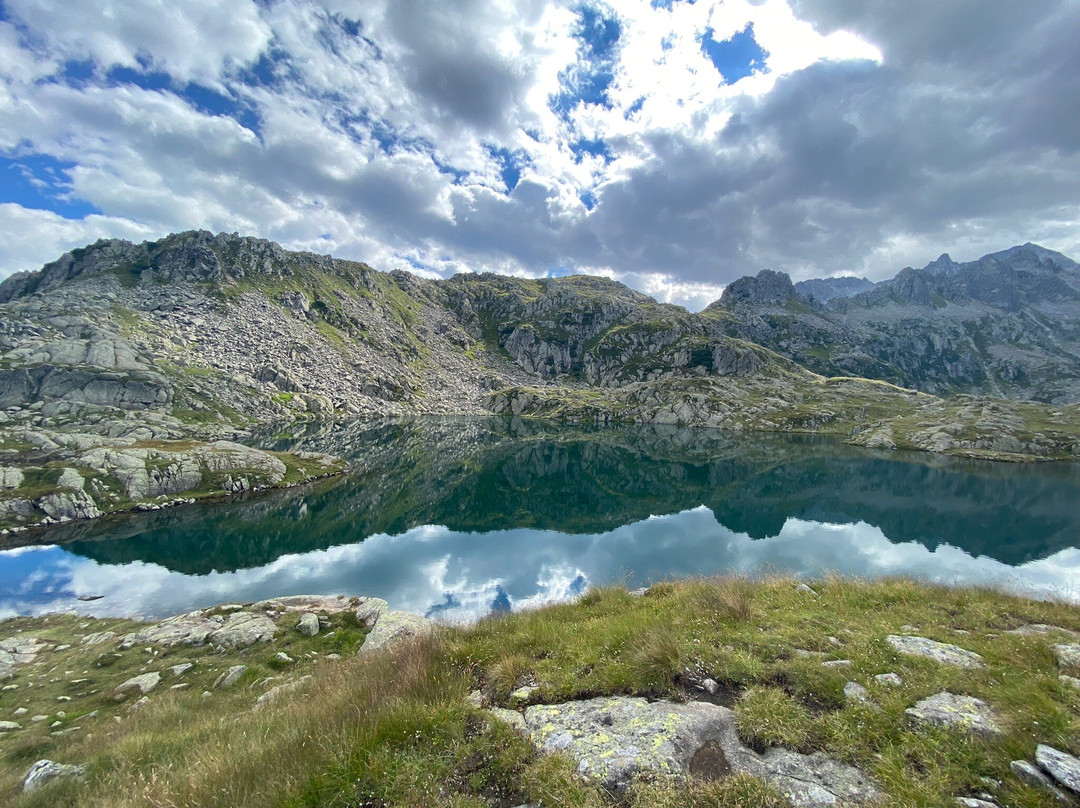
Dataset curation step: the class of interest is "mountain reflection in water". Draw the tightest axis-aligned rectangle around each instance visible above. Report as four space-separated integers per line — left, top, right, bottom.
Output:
2 417 1079 619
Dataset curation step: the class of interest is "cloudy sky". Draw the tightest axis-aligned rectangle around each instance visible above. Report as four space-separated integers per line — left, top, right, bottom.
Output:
1 0 1078 308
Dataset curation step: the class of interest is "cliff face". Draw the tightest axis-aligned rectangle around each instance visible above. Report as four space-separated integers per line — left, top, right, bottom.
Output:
708 244 1080 403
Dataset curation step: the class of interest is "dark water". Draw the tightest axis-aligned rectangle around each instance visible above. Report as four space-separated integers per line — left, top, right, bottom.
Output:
2 417 1079 619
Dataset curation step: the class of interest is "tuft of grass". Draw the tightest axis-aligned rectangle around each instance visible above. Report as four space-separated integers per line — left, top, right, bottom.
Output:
684 576 757 622
630 772 788 808
629 623 681 691
735 686 816 752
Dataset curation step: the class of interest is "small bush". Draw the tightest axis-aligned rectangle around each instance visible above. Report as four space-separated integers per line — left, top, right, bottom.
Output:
686 577 757 623
629 624 681 690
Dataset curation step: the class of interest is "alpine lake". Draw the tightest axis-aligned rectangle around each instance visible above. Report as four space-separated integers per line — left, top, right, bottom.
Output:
3 416 1079 620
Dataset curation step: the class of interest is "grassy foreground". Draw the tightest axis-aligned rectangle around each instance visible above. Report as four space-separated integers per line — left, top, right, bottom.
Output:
2 577 1080 807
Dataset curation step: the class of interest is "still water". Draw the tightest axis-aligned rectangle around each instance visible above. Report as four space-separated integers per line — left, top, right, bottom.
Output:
2 417 1079 620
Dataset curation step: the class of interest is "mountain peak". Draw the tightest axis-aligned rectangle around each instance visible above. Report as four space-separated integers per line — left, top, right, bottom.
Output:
720 269 796 306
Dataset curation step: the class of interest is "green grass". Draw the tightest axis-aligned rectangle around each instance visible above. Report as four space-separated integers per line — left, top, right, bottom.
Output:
2 577 1079 807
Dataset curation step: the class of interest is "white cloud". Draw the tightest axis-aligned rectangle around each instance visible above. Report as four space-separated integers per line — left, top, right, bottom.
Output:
0 0 1077 296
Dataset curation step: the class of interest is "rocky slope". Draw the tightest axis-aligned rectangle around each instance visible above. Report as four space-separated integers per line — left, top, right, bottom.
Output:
1 231 1079 533
709 244 1080 403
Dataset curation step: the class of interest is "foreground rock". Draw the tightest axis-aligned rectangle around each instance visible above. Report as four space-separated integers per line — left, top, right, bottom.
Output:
1036 745 1080 796
511 696 879 805
23 759 87 793
905 693 1003 737
886 635 985 668
358 610 434 653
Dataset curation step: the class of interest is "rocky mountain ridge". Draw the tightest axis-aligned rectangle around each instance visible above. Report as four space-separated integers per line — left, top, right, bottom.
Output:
710 243 1080 403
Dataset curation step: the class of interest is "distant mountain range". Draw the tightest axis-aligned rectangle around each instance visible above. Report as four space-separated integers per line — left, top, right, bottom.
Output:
709 243 1080 403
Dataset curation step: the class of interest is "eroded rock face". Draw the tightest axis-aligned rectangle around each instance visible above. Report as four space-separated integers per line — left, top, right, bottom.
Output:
126 612 222 647
1036 745 1080 796
513 696 879 805
886 635 985 668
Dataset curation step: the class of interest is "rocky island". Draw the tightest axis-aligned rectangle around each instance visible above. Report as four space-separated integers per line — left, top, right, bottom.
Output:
2 232 1079 536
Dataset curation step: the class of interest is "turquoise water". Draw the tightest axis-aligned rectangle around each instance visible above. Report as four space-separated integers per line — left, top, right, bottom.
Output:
2 417 1079 619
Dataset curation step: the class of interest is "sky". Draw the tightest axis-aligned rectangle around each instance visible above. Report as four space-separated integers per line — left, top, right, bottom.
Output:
1 1 1078 310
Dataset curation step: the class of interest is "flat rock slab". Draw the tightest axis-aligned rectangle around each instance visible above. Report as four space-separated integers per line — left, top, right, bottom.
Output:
127 612 222 647
1006 624 1080 640
1053 644 1080 669
1036 745 1080 795
355 597 389 627
887 635 985 668
116 671 161 697
359 610 434 653
906 692 1002 737
519 696 879 805
207 611 277 648
253 594 355 614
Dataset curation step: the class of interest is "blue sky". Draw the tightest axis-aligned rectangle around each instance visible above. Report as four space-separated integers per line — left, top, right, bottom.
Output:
1 0 1078 309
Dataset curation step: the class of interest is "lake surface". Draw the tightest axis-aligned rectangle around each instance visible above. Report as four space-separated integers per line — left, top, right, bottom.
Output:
3 417 1079 620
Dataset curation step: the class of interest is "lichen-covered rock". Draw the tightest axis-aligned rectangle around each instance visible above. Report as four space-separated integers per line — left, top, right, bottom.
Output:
1010 759 1076 804
126 612 221 647
906 693 1002 737
887 635 985 668
253 594 355 614
1036 745 1080 796
207 611 277 648
358 610 434 653
520 696 879 805
1052 644 1080 669
253 675 313 711
0 636 46 679
0 466 24 489
35 489 101 521
296 613 319 636
23 759 86 793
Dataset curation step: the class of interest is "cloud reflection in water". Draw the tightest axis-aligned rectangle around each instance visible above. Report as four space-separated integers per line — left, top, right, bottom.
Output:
3 506 1078 621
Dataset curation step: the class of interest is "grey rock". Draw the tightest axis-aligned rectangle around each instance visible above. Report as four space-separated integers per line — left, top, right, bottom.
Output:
35 488 101 521
0 466 24 489
254 594 355 614
821 660 852 668
207 611 277 648
275 652 293 664
465 689 484 708
358 610 434 653
521 696 879 804
128 612 220 647
115 671 161 697
874 673 903 686
1053 644 1080 669
168 662 194 676
0 720 21 731
253 675 313 711
1061 675 1080 690
887 635 985 668
955 799 998 807
23 759 87 793
56 467 85 491
297 612 320 636
843 682 871 704
354 596 388 628
1011 760 1076 805
906 692 1002 737
1037 745 1080 795
510 686 539 705
1007 624 1080 640
80 631 118 646
214 665 247 689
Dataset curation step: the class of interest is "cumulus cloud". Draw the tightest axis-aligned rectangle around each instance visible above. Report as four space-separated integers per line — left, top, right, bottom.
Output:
0 0 1077 307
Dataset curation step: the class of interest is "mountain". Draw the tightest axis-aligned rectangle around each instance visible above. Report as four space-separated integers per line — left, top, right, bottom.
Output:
1 230 1079 535
793 276 876 303
708 243 1080 403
